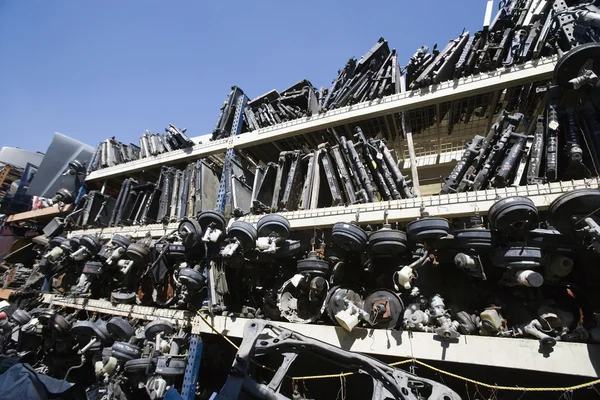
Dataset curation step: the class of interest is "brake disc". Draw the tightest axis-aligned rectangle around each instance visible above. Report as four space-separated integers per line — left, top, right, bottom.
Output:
155 356 187 376
178 218 202 248
94 319 111 343
32 308 56 324
126 243 150 265
80 235 102 254
554 42 600 89
257 214 290 240
491 246 543 268
178 268 206 289
124 357 155 374
49 236 67 248
112 342 142 362
363 289 404 329
11 309 31 325
228 221 258 251
197 211 226 232
406 218 450 242
297 251 329 275
107 317 134 341
49 314 72 335
274 240 302 259
369 225 408 256
488 196 538 238
111 234 132 250
453 229 493 251
69 236 81 250
332 222 368 252
111 291 137 304
547 189 600 234
55 188 74 204
72 321 101 342
325 286 363 324
144 320 174 341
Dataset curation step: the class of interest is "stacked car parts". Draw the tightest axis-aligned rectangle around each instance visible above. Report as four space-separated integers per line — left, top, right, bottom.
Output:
250 124 412 214
89 124 193 172
89 138 140 171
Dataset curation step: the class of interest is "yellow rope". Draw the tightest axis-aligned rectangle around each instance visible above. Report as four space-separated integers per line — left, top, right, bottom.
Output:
195 312 600 392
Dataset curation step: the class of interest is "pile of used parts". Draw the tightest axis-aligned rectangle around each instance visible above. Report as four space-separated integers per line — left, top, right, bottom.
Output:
0 293 191 399
249 125 413 214
441 38 600 193
61 158 223 229
1 189 599 352
88 124 194 171
0 293 461 399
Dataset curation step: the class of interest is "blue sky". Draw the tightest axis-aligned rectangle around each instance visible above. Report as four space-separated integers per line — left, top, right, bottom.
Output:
0 1 488 153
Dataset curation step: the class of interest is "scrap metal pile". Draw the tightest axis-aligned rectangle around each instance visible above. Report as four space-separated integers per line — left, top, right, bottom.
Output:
0 294 191 399
408 0 600 88
440 104 600 194
89 124 194 172
2 189 599 353
441 46 600 193
250 125 413 214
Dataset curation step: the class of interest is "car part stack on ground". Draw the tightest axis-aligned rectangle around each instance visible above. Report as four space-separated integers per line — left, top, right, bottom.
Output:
250 124 413 214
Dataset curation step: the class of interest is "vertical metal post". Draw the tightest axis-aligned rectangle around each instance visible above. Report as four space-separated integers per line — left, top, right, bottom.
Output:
402 112 421 196
215 93 248 215
182 334 203 399
207 91 249 311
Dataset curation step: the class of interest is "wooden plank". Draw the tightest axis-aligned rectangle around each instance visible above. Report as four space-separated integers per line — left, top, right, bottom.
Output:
0 289 14 300
6 204 72 223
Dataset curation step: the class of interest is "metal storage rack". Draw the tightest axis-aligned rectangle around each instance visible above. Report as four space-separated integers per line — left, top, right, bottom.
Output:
59 52 600 395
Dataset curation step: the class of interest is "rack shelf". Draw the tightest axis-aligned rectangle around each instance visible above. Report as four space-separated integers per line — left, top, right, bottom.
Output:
86 138 230 182
236 178 599 229
68 178 599 239
6 204 73 223
44 295 192 328
41 292 599 378
191 314 600 378
85 57 556 183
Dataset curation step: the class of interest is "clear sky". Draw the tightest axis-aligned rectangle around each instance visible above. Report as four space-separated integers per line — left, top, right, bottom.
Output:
0 1 489 154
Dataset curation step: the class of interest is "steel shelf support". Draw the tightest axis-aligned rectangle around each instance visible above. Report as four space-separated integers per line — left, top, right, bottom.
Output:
216 92 249 215
182 334 203 399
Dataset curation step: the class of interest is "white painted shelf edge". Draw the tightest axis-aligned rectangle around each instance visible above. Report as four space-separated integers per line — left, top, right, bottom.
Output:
68 178 600 238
